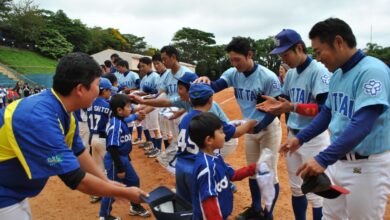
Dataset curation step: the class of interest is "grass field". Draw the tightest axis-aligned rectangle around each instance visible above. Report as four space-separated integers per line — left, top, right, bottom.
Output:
0 47 57 74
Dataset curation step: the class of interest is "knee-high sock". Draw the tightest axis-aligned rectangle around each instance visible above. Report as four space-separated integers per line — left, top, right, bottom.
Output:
154 137 162 150
144 129 151 141
312 207 322 220
292 195 308 220
164 139 170 149
249 179 262 211
136 126 143 140
265 183 280 217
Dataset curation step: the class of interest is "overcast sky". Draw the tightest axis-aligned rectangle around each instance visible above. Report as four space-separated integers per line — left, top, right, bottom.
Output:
34 0 389 49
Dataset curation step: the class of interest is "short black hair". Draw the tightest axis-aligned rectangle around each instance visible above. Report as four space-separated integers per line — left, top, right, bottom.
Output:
102 73 118 85
110 53 119 59
290 41 307 54
152 53 162 62
104 60 112 68
190 96 212 107
139 57 152 65
188 112 223 149
161 45 179 61
309 18 357 48
116 60 129 69
53 52 101 96
109 94 132 118
178 80 190 91
225 37 252 56
112 57 122 65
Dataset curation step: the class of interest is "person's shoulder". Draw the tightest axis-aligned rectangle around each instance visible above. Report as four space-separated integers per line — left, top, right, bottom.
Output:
359 56 389 72
256 64 279 79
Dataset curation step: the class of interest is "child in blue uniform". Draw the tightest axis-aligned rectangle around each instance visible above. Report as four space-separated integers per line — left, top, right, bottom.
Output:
99 94 150 220
189 112 259 220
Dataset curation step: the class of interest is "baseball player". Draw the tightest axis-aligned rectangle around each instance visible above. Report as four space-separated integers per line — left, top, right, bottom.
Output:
175 83 257 204
189 112 259 220
152 54 172 150
137 57 162 158
281 18 390 220
99 94 150 219
196 37 282 220
0 53 147 219
257 29 331 220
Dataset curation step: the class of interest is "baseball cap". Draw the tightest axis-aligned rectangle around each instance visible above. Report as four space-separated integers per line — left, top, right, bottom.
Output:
189 83 214 100
99 77 112 90
141 186 193 220
175 72 199 85
270 29 302 55
301 173 350 199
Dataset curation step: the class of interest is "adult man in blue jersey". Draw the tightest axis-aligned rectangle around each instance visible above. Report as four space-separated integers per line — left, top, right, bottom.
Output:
0 52 147 219
196 37 282 220
116 60 140 94
259 29 331 220
281 18 390 220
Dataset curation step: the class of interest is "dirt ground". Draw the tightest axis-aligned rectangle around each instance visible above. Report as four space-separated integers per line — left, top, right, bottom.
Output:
30 88 390 219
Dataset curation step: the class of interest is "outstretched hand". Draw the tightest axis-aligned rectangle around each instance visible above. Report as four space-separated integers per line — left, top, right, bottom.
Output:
256 95 293 115
129 94 144 104
279 137 301 156
194 76 211 84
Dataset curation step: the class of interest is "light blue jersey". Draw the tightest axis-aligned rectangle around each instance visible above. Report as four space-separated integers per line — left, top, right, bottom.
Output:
325 56 390 155
140 71 160 94
169 97 229 122
221 64 282 121
283 59 330 130
159 66 192 99
158 69 170 91
118 71 140 90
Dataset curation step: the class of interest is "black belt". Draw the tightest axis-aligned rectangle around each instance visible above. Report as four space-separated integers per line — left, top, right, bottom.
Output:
98 132 107 138
340 153 369 161
289 128 300 136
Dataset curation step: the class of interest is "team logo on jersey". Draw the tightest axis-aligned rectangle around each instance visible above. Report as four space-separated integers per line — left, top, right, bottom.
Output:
47 154 64 166
321 74 330 85
363 79 382 96
272 80 281 90
215 176 229 192
353 167 362 174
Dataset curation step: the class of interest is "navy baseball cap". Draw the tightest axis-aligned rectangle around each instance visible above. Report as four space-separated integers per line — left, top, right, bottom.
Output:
301 173 350 199
99 78 112 90
270 29 302 55
189 83 214 100
175 72 199 85
141 186 193 220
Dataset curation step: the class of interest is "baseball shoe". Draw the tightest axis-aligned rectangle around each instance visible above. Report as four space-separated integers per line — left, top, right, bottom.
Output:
129 204 151 217
231 183 238 193
133 138 143 145
235 207 264 220
98 215 121 220
90 195 101 203
148 149 161 158
144 148 156 156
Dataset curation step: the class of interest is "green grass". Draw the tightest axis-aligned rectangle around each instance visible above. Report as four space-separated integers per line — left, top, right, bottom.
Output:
0 47 57 74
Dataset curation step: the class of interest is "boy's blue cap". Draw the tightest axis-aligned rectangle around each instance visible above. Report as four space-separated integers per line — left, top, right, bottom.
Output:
189 83 214 100
100 78 112 90
270 29 302 55
176 72 199 85
141 186 193 220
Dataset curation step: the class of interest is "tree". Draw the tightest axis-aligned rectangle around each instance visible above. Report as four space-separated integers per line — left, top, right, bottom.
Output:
252 37 280 73
36 28 73 59
87 27 122 54
172 27 216 64
0 0 11 21
365 43 390 67
123 33 147 54
6 0 45 44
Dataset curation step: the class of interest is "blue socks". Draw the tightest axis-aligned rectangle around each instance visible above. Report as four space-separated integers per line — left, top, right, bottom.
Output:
312 207 322 220
163 139 170 149
154 138 162 150
249 179 262 211
292 195 308 220
143 129 151 142
136 126 143 140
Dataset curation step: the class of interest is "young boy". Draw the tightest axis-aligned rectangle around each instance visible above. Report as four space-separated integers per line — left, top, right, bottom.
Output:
174 83 257 204
189 112 259 220
99 94 150 220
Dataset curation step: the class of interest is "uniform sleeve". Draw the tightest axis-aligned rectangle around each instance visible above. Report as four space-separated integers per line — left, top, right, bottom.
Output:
222 121 236 141
72 118 85 155
220 68 234 87
12 105 80 179
210 102 229 122
106 119 122 147
311 68 330 97
264 75 282 98
170 97 185 109
354 66 390 111
195 160 218 202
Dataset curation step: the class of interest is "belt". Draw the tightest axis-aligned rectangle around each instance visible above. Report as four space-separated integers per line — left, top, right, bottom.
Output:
340 152 369 161
289 128 300 136
94 132 107 139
